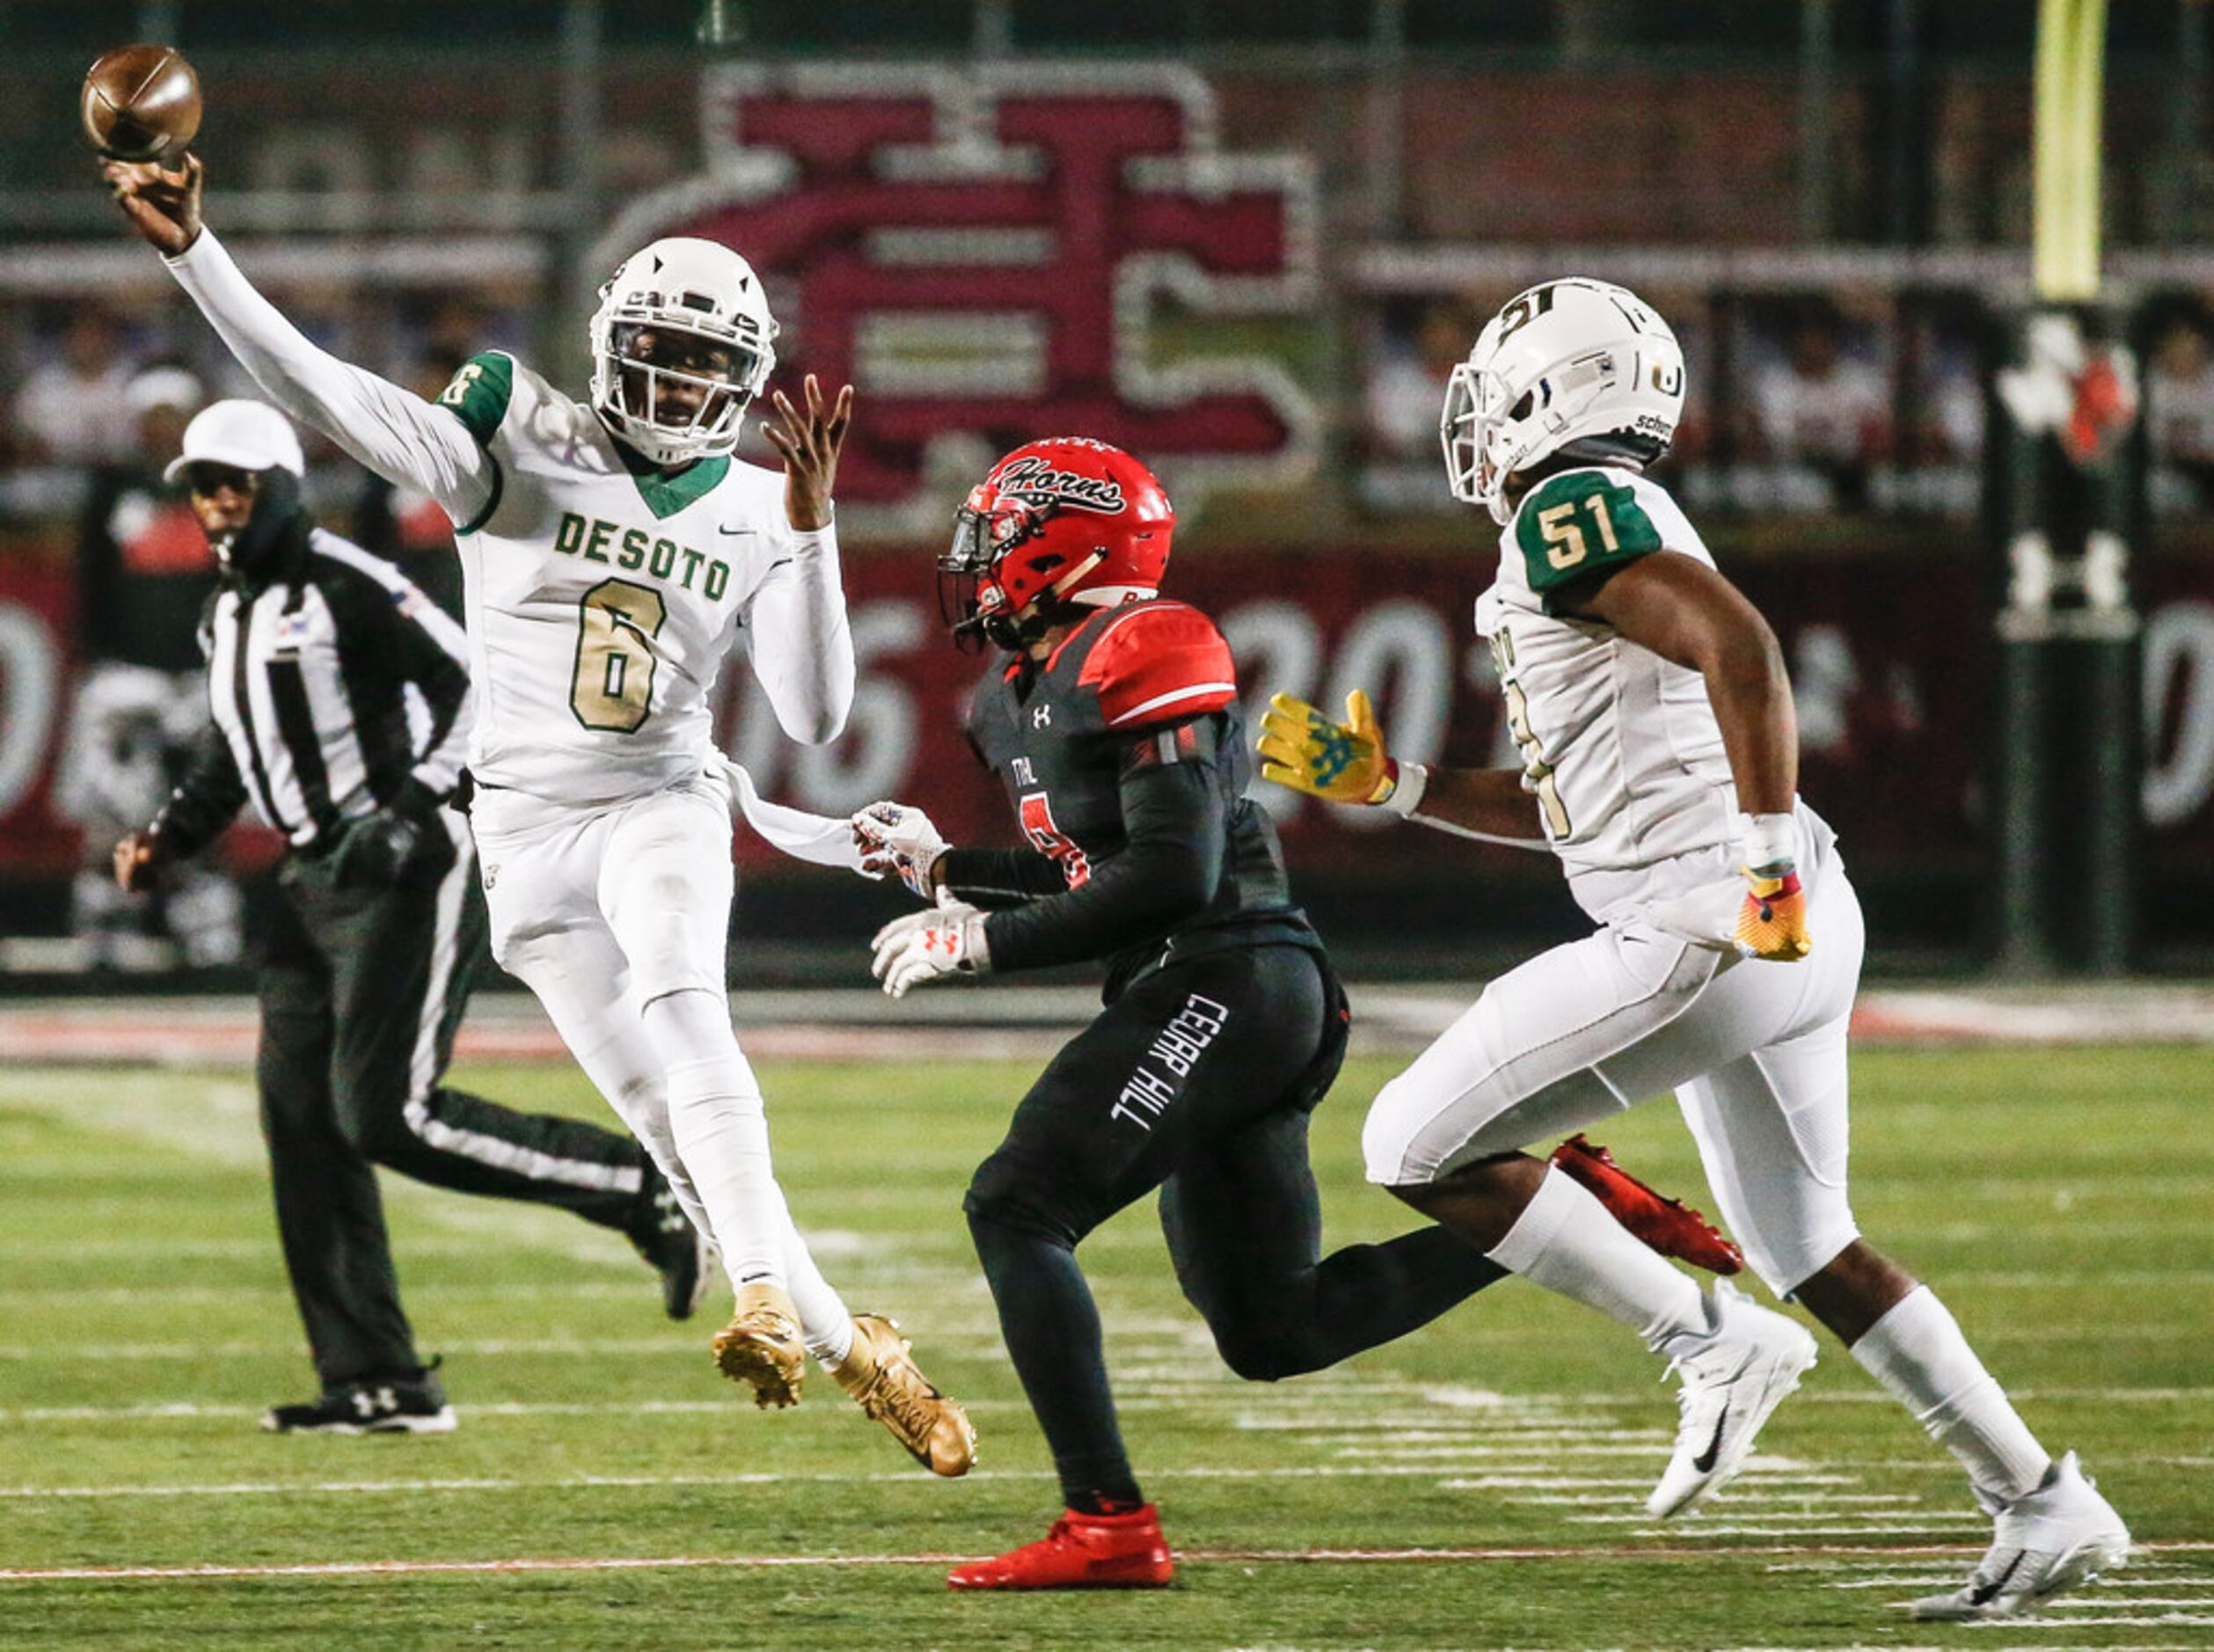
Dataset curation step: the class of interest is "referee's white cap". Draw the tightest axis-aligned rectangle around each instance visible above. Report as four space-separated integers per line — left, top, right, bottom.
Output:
164 399 305 483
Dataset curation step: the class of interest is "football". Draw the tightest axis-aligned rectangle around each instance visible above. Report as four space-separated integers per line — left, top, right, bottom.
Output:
80 43 201 164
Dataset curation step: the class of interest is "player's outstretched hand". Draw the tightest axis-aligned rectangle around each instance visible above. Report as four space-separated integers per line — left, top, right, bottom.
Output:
1256 689 1402 805
871 901 990 998
102 152 203 258
851 801 949 898
762 373 853 533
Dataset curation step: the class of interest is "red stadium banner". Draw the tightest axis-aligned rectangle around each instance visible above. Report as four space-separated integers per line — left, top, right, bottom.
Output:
6 549 2210 887
0 566 78 881
720 547 2214 877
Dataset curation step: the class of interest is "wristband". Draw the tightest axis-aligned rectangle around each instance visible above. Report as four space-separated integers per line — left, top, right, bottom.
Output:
1379 761 1429 819
1736 809 1799 872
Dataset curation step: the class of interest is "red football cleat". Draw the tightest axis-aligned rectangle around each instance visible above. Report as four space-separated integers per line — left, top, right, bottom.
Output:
1549 1134 1745 1276
947 1504 1174 1591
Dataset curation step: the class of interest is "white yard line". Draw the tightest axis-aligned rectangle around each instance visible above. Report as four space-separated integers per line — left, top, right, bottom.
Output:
3 1540 2210 1587
1955 1618 2214 1629
0 1465 1642 1500
1828 1575 2213 1590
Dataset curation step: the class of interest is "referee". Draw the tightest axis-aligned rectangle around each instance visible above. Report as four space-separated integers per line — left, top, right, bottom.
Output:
114 400 710 1434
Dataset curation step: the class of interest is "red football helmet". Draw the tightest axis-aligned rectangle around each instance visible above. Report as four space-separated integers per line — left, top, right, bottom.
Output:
939 437 1175 650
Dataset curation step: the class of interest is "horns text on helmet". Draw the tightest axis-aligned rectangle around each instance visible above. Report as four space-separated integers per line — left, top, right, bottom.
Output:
992 456 1127 514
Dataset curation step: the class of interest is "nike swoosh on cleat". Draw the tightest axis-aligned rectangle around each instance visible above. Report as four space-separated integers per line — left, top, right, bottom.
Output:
1692 1405 1729 1473
1969 1551 2025 1605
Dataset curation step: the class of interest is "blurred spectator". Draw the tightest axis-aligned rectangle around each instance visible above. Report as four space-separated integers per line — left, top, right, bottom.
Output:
53 366 245 969
1903 320 1985 468
1748 300 1892 510
2146 308 2214 510
349 347 467 618
13 308 140 466
1366 296 1481 460
1359 296 1482 511
1884 309 1985 518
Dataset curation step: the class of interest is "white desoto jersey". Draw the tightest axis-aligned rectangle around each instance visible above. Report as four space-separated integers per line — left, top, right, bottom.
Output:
1474 464 1830 919
165 230 854 809
438 352 826 803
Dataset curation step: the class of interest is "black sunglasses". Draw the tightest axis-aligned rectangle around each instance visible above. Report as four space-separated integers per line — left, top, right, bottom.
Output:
180 462 260 498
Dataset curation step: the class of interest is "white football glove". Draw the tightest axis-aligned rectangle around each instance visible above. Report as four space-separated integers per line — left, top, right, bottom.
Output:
851 800 950 899
870 900 990 998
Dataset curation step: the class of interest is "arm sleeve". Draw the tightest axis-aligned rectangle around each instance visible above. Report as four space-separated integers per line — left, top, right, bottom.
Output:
391 603 472 802
164 230 494 527
978 732 1227 975
939 845 1070 908
150 721 246 859
742 522 856 745
325 552 474 804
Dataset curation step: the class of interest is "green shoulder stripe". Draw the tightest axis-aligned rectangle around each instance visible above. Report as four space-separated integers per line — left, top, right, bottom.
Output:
435 350 516 448
1513 470 1664 606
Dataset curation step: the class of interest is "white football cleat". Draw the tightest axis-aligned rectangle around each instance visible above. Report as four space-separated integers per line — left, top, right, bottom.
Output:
1909 1451 2130 1620
1645 1279 1819 1518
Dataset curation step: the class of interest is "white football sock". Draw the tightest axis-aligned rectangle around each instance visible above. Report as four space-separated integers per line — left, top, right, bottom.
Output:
1851 1285 2051 1511
771 1186 853 1364
643 990 786 1290
591 1068 716 1245
1486 1166 1710 1349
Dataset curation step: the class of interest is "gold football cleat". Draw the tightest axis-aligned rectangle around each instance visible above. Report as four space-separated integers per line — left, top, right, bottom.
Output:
712 1282 805 1408
829 1313 975 1476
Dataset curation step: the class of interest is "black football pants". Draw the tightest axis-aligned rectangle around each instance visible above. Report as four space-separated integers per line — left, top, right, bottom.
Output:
259 822 652 1387
963 944 1504 1510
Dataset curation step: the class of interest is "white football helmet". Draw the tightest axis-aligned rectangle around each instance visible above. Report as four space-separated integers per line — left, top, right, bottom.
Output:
588 236 778 467
1441 277 1685 524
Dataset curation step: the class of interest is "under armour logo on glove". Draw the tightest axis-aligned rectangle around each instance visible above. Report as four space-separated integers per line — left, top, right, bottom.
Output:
851 801 950 899
871 900 990 998
1032 704 1052 728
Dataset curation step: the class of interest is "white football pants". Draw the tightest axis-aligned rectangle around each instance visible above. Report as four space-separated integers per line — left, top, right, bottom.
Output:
472 773 851 1339
1363 857 1867 1297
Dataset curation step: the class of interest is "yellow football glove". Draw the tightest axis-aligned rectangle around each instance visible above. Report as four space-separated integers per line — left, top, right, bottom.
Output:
1735 866 1812 961
1256 689 1402 805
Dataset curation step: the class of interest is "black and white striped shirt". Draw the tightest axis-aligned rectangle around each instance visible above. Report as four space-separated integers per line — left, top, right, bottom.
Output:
156 529 471 857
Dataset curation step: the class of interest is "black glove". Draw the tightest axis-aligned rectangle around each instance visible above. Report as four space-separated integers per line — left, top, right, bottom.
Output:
332 781 444 890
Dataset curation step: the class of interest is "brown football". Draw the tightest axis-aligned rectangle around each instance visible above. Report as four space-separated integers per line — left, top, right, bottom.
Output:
81 44 201 164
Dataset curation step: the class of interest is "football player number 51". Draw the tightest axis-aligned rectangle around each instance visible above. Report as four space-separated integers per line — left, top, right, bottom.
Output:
571 578 665 732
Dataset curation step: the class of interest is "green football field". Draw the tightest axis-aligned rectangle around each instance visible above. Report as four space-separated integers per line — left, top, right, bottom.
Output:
1 1046 2207 1648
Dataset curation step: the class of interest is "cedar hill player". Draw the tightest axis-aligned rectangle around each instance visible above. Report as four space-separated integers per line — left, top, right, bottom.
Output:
1260 277 2130 1619
851 436 1738 1590
102 150 973 1474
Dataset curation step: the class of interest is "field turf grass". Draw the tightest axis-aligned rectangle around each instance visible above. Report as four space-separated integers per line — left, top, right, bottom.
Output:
1 1046 2207 1648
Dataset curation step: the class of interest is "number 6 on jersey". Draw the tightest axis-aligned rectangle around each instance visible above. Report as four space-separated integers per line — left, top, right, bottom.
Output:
572 577 665 732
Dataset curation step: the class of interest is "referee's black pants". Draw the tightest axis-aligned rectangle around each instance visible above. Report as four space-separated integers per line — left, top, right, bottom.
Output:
259 816 652 1387
961 943 1505 1510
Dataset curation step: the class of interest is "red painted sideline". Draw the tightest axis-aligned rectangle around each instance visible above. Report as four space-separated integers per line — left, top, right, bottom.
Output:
0 1012 1059 1066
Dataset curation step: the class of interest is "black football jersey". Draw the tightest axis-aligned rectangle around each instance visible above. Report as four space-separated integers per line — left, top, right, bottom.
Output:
959 598 1319 993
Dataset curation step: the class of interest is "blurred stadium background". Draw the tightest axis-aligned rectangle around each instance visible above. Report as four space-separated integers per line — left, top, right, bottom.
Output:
5 7 2214 1641
1 0 2211 990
